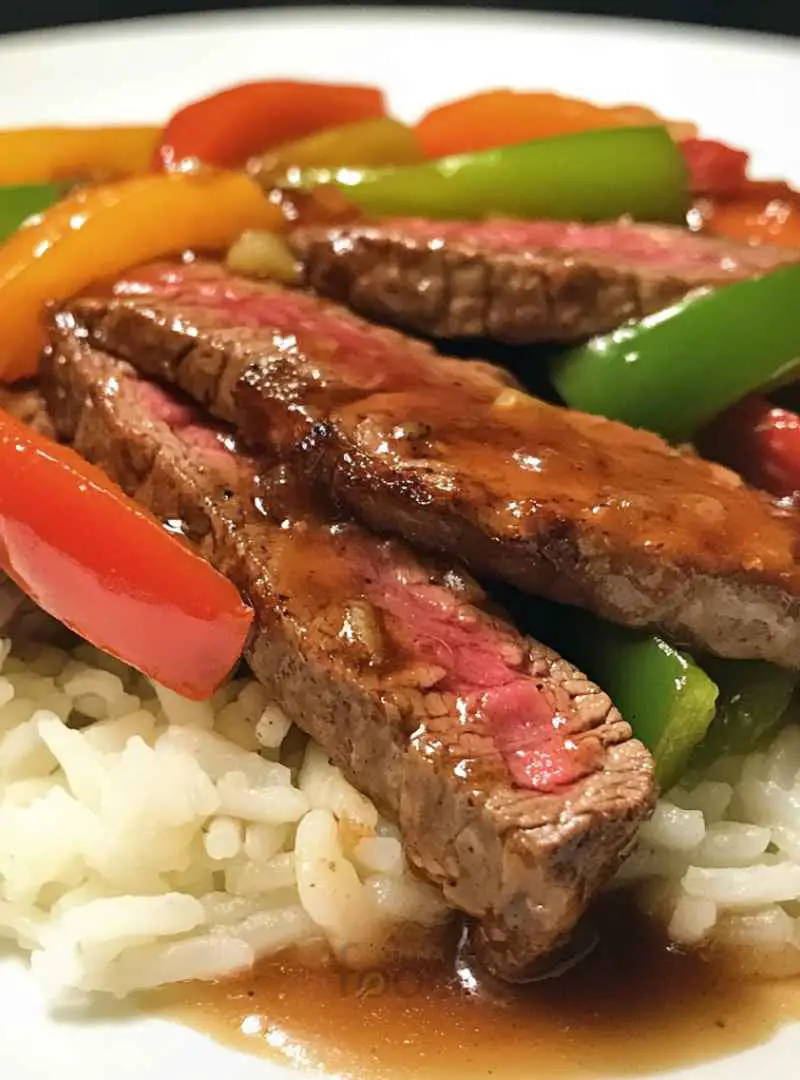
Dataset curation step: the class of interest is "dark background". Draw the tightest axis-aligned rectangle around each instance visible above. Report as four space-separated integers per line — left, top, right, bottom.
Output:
0 0 797 39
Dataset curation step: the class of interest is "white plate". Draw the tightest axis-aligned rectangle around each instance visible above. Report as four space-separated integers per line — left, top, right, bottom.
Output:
0 8 799 1078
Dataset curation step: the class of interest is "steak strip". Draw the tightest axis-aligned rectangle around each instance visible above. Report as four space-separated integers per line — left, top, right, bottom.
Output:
62 261 800 668
0 382 54 438
41 334 654 982
290 218 800 343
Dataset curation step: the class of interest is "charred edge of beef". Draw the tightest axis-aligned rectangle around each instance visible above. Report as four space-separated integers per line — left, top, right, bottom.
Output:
304 417 800 670
0 380 55 438
289 220 800 344
61 269 800 670
41 332 655 982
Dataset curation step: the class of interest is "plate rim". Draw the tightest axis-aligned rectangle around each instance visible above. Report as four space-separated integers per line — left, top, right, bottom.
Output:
0 9 799 1080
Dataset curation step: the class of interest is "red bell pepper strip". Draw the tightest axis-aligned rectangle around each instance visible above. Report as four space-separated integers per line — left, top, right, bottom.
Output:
697 395 800 498
156 80 386 171
681 137 749 197
0 410 252 699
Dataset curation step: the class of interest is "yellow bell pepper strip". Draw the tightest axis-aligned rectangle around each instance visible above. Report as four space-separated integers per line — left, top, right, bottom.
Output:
552 265 800 442
0 126 160 184
0 171 281 383
0 183 70 243
293 126 688 223
256 117 422 181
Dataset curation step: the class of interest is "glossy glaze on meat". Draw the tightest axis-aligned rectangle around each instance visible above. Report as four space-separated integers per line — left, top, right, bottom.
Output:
63 261 800 667
41 334 654 980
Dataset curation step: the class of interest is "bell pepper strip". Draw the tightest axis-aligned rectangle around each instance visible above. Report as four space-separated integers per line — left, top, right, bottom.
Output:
548 610 717 790
698 181 800 248
552 265 800 442
696 395 800 498
295 126 688 223
415 89 696 158
0 182 70 243
692 658 798 768
256 117 421 180
226 230 302 285
155 80 386 172
266 183 363 231
0 409 252 699
680 138 749 197
0 170 281 383
0 126 160 185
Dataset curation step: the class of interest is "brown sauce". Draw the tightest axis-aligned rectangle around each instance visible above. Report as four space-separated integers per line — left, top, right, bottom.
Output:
102 260 800 590
333 387 800 589
153 904 800 1078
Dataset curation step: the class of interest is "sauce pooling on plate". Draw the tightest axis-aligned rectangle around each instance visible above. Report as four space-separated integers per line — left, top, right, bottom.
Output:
155 903 800 1078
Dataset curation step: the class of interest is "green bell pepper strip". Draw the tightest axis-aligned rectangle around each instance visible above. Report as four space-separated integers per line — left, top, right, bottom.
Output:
0 182 69 244
552 264 800 442
691 658 798 767
290 125 688 223
548 610 718 790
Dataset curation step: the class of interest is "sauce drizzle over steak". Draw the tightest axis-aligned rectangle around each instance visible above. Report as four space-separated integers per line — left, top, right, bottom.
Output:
40 335 654 981
64 261 800 668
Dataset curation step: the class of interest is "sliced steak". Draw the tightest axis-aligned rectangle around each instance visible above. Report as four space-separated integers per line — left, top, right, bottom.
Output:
0 381 54 437
289 218 800 343
62 261 800 668
41 331 655 981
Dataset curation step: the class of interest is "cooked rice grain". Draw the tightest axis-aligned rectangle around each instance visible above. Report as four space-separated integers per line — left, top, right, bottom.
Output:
622 723 800 973
0 635 451 1001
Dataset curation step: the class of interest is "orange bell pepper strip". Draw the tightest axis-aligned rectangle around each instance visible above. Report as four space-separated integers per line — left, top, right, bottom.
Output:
415 89 695 159
700 181 800 249
0 126 160 184
0 408 252 698
155 80 386 171
0 170 281 383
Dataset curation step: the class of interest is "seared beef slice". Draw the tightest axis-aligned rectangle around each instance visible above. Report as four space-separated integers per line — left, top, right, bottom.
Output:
0 382 54 437
65 262 800 668
42 335 654 981
290 218 800 343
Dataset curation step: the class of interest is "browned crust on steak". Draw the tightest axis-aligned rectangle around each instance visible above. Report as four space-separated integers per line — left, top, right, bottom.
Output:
315 411 800 669
41 335 655 981
289 222 800 343
0 381 54 437
62 278 800 669
290 227 682 343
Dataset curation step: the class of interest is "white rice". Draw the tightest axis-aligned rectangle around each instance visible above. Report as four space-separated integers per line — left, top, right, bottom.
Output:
0 635 451 1002
619 723 800 972
8 619 799 1001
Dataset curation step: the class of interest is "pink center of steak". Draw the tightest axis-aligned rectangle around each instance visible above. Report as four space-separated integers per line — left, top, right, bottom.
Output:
368 218 794 276
114 262 467 396
136 382 234 459
369 557 599 789
136 377 598 793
